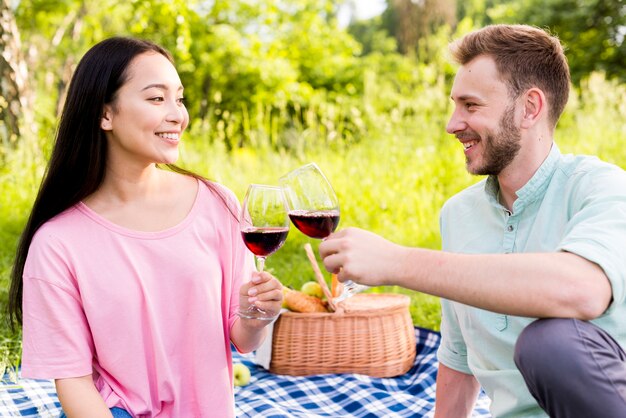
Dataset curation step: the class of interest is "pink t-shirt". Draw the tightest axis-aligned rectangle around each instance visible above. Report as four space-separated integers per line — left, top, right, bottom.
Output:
21 180 253 417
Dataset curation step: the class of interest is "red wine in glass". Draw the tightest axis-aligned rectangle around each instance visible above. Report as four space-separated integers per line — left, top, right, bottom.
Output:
281 163 368 302
288 209 340 239
238 184 290 320
242 227 289 256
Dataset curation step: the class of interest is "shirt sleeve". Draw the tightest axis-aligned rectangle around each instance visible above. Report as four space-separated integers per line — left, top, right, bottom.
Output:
437 208 472 374
437 298 472 374
557 165 626 315
21 232 94 379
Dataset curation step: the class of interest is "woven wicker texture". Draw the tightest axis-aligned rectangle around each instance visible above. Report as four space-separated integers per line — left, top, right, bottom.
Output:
270 293 417 377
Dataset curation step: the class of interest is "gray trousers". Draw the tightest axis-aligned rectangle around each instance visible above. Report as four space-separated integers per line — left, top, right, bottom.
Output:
514 318 626 418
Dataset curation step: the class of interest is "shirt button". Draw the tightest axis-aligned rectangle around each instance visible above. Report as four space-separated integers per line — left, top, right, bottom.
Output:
507 225 514 232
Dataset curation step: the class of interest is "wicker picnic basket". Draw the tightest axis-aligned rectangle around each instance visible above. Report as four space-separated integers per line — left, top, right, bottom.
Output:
270 293 416 377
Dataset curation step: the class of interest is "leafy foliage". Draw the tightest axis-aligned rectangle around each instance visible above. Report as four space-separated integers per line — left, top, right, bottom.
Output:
1 0 626 341
352 0 625 84
487 0 626 84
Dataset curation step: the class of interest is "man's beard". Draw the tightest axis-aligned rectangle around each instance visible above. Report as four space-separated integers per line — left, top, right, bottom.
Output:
467 104 522 176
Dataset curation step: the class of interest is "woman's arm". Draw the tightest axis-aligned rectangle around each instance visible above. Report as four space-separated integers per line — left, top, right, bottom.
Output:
55 375 113 418
230 318 269 353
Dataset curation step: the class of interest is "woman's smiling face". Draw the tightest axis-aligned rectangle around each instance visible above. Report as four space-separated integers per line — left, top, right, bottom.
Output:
100 51 189 169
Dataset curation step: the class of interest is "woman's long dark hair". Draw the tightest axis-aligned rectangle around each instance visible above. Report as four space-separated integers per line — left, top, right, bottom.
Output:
7 37 232 328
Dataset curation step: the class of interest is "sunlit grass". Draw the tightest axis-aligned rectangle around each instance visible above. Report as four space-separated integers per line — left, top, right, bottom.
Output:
1 73 625 340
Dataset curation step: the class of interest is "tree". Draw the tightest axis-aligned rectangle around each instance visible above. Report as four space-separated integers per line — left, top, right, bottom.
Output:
9 0 372 152
487 0 626 84
382 0 456 61
0 0 33 152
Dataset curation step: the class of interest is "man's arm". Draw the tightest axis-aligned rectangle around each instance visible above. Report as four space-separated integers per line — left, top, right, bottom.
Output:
434 363 480 418
319 228 611 319
55 375 113 417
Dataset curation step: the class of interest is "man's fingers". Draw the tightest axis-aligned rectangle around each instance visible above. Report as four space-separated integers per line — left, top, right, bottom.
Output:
319 235 346 258
322 253 343 275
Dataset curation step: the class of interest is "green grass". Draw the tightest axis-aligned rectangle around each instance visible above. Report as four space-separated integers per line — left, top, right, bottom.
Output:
178 107 463 331
1 72 625 345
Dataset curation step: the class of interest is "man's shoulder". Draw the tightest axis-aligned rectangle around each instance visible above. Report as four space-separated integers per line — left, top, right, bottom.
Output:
442 179 488 213
558 153 625 177
556 153 626 192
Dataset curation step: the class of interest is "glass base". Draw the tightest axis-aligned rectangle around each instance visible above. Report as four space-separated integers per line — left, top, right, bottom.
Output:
333 280 369 303
237 306 278 321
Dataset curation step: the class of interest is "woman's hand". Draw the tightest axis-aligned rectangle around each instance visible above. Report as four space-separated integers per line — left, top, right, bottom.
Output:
232 272 283 353
238 271 283 323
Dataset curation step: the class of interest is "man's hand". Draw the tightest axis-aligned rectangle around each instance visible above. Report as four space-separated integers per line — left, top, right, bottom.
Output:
318 227 406 287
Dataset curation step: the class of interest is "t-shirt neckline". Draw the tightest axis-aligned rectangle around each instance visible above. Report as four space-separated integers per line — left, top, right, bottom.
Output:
76 179 202 239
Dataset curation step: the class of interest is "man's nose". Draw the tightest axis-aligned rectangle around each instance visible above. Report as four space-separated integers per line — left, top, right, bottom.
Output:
446 108 465 135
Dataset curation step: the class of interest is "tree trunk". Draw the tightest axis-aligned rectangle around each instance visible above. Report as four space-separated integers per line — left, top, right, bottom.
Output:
0 0 34 151
389 0 456 58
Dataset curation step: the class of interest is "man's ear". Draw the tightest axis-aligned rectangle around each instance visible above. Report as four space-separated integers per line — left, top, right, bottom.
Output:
100 106 113 131
520 88 545 129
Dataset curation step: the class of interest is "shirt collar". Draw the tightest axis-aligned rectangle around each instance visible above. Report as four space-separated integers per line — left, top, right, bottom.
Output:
485 143 561 211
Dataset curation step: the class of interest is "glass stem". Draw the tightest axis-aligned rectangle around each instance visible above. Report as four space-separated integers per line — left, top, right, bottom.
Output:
256 256 266 273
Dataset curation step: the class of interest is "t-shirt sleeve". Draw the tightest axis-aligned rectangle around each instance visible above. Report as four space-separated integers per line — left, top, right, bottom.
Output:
557 166 626 315
213 184 255 332
21 232 94 379
437 298 472 374
228 225 255 332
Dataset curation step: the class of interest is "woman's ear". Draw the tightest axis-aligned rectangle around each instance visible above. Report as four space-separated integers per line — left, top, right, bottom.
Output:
520 88 545 129
100 106 113 131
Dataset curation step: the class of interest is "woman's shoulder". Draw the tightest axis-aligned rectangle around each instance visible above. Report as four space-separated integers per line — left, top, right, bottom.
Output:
28 205 86 260
197 178 240 214
34 205 84 236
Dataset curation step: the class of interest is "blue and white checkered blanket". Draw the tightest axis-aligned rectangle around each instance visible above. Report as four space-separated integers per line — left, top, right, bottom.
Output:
234 327 491 417
0 378 60 417
0 327 491 417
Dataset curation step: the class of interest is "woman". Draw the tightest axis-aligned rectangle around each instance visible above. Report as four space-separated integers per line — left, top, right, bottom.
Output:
8 37 282 417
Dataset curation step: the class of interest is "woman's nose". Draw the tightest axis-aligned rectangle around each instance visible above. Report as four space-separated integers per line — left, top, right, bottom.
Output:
166 101 186 124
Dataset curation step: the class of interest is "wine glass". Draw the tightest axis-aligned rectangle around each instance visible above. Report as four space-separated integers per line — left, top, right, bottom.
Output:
279 163 367 302
239 184 290 320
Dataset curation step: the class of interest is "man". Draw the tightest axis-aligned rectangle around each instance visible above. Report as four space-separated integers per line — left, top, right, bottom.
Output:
319 24 626 417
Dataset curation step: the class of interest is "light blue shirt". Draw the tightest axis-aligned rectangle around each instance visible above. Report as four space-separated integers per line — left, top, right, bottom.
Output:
437 144 626 418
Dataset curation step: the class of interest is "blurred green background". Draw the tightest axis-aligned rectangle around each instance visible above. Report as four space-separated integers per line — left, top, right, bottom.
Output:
1 0 625 350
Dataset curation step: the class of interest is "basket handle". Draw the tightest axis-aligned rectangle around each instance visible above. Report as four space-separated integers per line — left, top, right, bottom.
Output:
304 243 337 312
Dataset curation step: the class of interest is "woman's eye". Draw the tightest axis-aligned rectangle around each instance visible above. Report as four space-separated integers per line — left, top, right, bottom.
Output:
177 97 186 105
149 97 165 102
